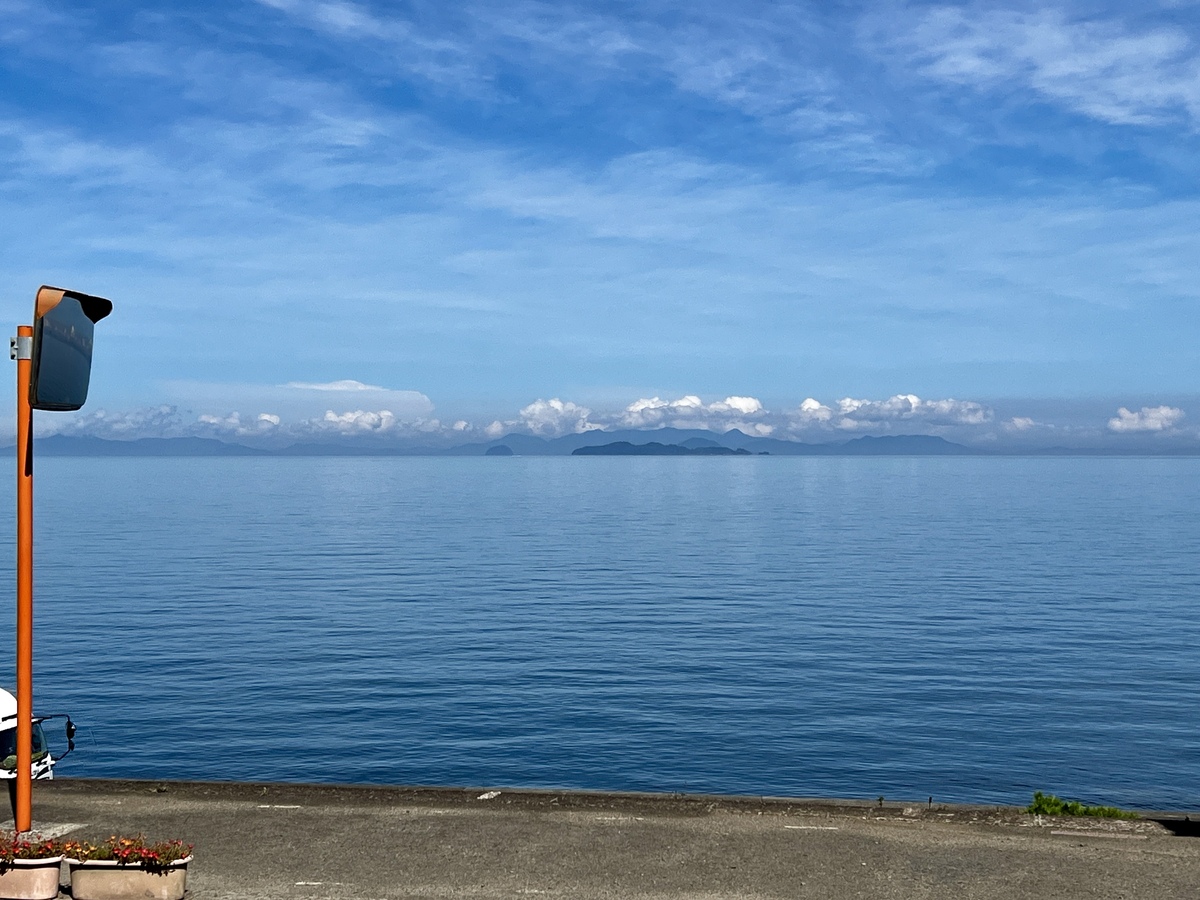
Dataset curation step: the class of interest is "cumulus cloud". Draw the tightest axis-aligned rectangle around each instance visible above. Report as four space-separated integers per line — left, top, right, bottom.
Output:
789 394 993 432
619 395 702 428
176 377 439 442
794 397 834 423
35 404 333 443
282 410 463 440
33 392 1143 450
518 398 602 437
308 409 398 434
840 394 991 427
40 402 470 445
196 411 284 437
480 393 993 441
711 395 763 416
477 394 775 438
617 395 773 435
1107 405 1184 433
41 405 185 440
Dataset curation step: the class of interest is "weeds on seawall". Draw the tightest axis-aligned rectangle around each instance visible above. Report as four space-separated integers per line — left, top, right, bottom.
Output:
1027 792 1139 819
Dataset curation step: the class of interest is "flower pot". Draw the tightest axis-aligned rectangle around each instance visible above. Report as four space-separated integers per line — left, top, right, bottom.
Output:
0 856 63 900
65 857 191 900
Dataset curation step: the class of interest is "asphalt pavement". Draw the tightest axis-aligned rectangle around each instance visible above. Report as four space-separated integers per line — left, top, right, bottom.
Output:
5 779 1200 899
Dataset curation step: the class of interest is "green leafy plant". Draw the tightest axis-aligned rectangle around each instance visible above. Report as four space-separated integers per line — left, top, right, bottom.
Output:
62 835 193 870
1027 791 1138 819
0 832 62 870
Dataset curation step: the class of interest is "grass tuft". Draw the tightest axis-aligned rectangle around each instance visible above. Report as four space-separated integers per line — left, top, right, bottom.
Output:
1027 791 1138 820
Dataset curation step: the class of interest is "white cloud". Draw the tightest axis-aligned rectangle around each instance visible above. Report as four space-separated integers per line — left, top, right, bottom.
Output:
282 382 434 418
41 405 184 440
839 394 991 428
195 408 458 441
0 118 163 188
197 413 239 429
325 409 393 431
619 395 701 428
1107 405 1185 433
251 0 912 173
885 8 1200 127
164 381 435 422
197 411 284 437
5 0 1200 427
789 394 993 433
302 409 397 434
794 397 834 423
254 0 483 91
7 22 1199 413
285 379 385 391
518 398 602 437
711 395 762 416
616 394 771 434
479 394 775 438
24 394 1194 450
736 422 775 437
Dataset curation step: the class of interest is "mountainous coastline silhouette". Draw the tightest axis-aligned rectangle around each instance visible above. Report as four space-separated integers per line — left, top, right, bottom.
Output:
14 430 1195 457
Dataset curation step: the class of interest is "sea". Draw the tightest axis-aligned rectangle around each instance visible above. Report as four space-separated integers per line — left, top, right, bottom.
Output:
1 455 1197 810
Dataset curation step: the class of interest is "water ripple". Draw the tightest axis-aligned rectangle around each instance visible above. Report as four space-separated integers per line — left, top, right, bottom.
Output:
0 456 1195 807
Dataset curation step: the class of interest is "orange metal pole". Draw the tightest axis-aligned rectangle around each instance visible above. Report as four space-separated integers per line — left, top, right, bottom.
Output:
15 324 33 832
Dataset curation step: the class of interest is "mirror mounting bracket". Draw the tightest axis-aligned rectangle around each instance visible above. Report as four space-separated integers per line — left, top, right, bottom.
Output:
9 335 32 361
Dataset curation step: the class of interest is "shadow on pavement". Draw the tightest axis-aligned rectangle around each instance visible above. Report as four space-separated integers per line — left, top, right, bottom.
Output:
1150 817 1200 837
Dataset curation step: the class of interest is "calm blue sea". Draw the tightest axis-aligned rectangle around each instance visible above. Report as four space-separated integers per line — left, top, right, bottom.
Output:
1 456 1198 809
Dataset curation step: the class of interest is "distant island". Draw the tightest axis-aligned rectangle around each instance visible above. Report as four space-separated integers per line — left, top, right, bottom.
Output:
10 428 1198 458
573 442 753 456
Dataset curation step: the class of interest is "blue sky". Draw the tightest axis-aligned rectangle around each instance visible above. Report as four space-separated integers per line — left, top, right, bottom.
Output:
2 0 1199 447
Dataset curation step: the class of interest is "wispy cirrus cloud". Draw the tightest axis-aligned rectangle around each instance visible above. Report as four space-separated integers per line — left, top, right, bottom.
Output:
254 0 486 91
286 379 387 391
0 118 166 190
252 0 917 172
878 6 1200 127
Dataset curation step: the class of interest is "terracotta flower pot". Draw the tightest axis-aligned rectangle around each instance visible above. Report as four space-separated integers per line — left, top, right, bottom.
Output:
65 856 191 900
0 855 63 900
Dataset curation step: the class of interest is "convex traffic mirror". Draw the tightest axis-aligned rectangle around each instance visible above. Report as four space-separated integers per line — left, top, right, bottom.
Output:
29 286 113 411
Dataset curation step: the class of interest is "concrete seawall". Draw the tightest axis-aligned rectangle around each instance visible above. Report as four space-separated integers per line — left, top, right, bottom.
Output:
6 779 1200 899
